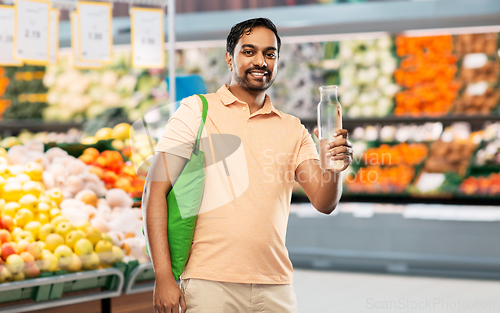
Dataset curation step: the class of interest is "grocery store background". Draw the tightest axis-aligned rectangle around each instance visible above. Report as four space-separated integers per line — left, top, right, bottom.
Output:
1 0 500 312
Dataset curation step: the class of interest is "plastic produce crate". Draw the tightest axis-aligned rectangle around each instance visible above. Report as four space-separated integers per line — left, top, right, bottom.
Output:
123 261 155 295
0 264 125 313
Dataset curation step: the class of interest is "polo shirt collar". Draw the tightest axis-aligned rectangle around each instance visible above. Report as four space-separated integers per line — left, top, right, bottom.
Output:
217 84 282 118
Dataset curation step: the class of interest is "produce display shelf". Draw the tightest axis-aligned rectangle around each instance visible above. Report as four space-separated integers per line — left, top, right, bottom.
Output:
0 266 125 313
123 261 155 295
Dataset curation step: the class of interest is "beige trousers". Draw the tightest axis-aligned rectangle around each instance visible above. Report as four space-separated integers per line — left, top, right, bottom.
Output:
180 279 298 313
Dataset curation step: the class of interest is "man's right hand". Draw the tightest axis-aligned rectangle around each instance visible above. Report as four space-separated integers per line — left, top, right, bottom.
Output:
154 279 186 313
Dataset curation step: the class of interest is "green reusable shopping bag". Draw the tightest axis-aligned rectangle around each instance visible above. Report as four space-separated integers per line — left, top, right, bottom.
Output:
145 94 208 280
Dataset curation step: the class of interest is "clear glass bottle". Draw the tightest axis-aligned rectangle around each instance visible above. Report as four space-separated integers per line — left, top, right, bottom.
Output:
317 85 344 171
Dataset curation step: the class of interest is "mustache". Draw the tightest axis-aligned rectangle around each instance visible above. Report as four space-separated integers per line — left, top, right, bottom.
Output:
245 66 270 75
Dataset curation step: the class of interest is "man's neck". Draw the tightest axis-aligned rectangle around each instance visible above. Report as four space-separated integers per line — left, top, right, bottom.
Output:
228 83 266 114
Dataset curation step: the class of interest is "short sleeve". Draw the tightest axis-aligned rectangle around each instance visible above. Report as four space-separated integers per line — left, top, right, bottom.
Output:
155 95 202 159
295 126 319 170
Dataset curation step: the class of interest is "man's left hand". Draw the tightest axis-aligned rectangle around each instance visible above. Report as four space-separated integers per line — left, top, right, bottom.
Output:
314 128 353 172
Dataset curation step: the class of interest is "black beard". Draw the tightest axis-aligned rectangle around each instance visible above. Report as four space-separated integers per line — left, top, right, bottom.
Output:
234 66 276 92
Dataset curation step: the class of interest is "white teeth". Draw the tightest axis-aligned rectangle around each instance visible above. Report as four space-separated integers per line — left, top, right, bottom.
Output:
251 72 265 76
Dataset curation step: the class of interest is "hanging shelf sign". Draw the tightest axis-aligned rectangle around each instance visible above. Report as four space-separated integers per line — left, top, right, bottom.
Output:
14 0 51 65
77 1 112 63
71 11 102 69
49 9 59 64
0 5 23 66
130 7 165 69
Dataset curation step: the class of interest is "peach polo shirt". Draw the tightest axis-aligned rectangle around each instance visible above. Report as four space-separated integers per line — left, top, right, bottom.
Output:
155 84 319 284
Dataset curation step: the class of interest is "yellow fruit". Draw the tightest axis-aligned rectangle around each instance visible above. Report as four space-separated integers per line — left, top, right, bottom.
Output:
24 162 44 181
0 176 5 190
12 227 23 237
15 208 35 228
85 226 102 246
95 240 113 264
1 137 21 149
74 221 91 232
81 137 97 145
39 223 56 241
2 202 20 218
24 221 42 240
38 202 51 214
2 181 23 202
50 215 68 226
40 250 59 272
0 147 6 157
18 194 39 212
45 233 65 253
112 123 132 140
45 188 63 205
22 181 43 198
111 140 125 151
14 173 31 183
66 230 85 250
95 128 113 140
49 208 62 220
36 213 50 224
56 221 74 238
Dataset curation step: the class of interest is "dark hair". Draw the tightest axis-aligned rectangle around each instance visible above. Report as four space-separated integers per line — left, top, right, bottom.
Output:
226 18 281 57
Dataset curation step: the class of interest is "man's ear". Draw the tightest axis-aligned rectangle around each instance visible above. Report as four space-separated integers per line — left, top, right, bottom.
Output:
225 52 233 71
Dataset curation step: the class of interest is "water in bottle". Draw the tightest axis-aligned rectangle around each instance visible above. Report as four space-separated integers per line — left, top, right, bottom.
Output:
317 85 344 171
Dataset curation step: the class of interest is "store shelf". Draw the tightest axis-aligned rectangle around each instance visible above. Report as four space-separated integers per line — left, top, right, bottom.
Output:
122 262 155 295
55 0 500 47
0 267 124 313
287 204 500 279
301 114 500 131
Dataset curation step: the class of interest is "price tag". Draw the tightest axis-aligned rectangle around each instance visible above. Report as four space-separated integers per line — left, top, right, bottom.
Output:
49 9 59 64
77 1 112 63
0 5 23 66
71 12 102 69
131 8 165 69
14 0 51 64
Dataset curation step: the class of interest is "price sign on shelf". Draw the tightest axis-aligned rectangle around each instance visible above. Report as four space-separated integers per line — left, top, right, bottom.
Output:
71 12 102 69
77 1 112 63
130 8 164 69
0 5 23 66
49 9 59 64
15 0 51 64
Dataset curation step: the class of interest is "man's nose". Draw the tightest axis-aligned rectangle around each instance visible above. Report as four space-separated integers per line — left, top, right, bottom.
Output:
252 52 267 68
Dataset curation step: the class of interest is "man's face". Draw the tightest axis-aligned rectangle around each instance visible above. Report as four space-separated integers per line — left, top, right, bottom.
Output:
226 27 278 92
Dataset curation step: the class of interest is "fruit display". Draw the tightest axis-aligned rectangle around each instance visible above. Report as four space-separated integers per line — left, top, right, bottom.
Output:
394 35 460 116
423 139 477 177
459 173 500 196
473 122 500 168
363 143 429 166
338 37 399 118
0 66 48 119
0 129 83 147
0 153 128 284
79 148 145 198
43 51 169 122
346 164 415 194
454 33 500 115
351 122 443 143
0 67 10 119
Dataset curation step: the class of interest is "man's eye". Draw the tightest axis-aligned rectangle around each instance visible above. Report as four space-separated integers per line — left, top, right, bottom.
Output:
267 53 276 58
243 51 252 55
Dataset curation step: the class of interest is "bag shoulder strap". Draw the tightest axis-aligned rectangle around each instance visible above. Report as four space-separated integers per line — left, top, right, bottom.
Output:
194 94 208 152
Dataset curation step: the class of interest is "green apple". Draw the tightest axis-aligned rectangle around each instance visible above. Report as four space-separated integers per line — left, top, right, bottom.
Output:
15 230 35 243
94 240 113 264
56 221 74 239
39 223 56 241
13 271 25 281
81 252 100 270
6 254 24 274
74 238 93 256
50 215 68 227
54 245 73 268
45 233 64 253
65 230 85 250
0 266 13 283
15 208 34 228
112 246 124 263
24 221 42 240
40 250 58 272
66 254 82 272
102 233 113 244
85 226 102 246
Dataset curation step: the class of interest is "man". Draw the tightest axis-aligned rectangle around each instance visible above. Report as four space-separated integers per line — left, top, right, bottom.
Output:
143 18 353 313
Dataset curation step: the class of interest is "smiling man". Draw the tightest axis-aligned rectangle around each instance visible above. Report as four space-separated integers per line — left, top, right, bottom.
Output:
143 18 353 313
